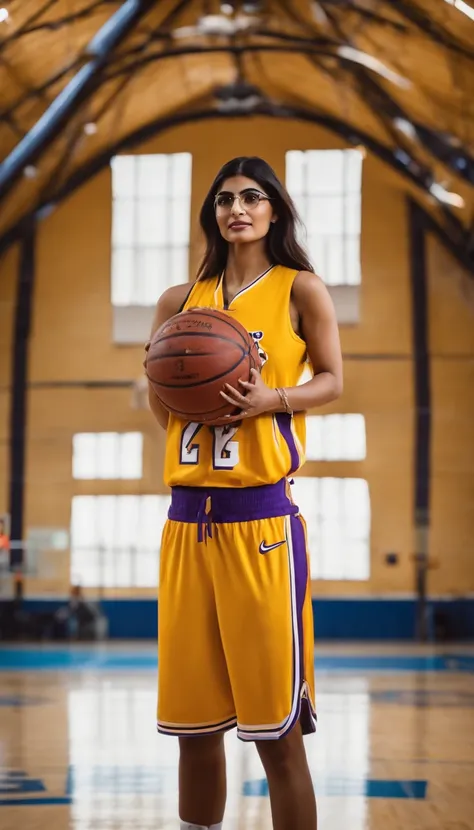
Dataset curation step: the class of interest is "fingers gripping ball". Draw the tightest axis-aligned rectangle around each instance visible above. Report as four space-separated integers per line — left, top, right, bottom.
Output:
145 308 262 424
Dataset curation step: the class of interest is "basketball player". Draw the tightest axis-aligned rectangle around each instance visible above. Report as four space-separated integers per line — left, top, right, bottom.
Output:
146 157 343 830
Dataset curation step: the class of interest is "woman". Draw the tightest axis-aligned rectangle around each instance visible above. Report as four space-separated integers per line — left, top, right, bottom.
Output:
146 156 343 830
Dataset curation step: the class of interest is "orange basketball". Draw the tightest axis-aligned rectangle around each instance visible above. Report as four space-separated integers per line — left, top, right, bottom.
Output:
145 308 261 424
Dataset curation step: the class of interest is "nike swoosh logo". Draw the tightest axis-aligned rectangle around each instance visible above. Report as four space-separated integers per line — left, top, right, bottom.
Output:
259 540 286 555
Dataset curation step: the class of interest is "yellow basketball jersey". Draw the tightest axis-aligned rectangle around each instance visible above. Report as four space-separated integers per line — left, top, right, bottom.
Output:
163 265 308 488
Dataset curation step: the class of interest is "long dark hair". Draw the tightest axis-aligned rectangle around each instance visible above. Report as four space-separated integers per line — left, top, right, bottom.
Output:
197 156 314 280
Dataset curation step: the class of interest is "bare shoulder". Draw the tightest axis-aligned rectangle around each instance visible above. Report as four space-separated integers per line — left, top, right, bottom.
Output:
293 270 328 297
150 282 193 336
292 271 335 318
157 282 193 316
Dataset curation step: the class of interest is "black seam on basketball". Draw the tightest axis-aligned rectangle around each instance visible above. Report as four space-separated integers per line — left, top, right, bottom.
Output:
148 331 247 353
146 351 249 389
146 351 225 360
162 308 251 350
181 308 251 348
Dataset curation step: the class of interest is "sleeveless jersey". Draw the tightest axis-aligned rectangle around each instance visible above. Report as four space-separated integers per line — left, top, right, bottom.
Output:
163 265 308 488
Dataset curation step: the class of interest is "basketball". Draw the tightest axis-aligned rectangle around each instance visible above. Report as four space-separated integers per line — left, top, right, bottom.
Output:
145 308 261 423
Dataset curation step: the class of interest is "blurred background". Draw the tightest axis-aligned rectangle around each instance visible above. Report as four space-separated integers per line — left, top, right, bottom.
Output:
0 0 473 643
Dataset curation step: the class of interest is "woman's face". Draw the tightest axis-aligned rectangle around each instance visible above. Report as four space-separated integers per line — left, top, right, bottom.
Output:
214 175 277 244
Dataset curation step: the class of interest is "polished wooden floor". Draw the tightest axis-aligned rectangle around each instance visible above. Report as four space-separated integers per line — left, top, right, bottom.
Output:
1 643 474 829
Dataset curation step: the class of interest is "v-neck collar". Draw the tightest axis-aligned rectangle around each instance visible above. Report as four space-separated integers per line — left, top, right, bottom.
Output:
215 265 275 310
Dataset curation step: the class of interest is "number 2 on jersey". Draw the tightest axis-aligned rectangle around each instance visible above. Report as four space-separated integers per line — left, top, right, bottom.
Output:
180 422 239 470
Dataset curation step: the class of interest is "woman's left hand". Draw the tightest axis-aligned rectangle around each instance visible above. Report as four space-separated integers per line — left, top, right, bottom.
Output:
219 369 280 423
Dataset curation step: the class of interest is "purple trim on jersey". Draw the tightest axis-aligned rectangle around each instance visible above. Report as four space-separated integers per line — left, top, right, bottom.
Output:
168 478 299 525
274 413 300 475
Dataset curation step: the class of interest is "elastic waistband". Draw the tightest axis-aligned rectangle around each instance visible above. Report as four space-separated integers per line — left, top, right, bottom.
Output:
168 479 299 525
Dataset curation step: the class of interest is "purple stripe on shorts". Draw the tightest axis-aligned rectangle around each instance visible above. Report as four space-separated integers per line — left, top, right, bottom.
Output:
168 478 299 524
274 413 300 475
284 514 308 735
290 514 308 631
290 514 316 735
238 514 313 741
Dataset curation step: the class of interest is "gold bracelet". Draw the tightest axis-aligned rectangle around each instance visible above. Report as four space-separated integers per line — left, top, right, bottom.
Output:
276 387 293 415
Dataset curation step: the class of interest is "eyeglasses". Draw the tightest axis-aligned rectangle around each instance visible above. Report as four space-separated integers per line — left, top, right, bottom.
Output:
214 189 272 211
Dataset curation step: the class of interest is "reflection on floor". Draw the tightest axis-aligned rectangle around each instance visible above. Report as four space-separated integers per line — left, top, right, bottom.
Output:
0 643 473 829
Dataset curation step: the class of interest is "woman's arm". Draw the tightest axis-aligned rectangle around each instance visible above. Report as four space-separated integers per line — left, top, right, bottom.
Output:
219 271 343 420
284 270 343 410
145 283 192 429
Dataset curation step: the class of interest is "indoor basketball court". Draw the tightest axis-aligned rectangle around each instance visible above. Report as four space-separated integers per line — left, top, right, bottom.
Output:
1 1 474 829
1 644 474 829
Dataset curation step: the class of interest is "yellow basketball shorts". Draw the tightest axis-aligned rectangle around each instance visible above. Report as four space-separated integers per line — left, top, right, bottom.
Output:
157 479 316 741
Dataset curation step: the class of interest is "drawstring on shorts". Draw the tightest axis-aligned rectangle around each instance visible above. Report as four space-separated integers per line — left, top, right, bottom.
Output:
196 495 213 543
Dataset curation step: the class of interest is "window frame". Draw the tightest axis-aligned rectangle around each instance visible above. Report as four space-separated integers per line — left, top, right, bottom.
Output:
72 432 144 480
285 148 363 288
110 152 192 309
69 494 171 588
291 476 371 580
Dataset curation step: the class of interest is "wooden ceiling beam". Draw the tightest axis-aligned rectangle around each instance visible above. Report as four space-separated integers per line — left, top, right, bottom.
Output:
0 1 112 50
319 2 407 31
385 0 474 59
0 0 161 203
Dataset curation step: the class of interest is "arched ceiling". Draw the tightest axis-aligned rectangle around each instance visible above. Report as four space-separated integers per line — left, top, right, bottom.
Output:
0 0 473 259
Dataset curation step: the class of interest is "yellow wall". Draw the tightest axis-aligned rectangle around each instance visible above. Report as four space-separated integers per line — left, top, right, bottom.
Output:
0 246 17 521
0 116 472 598
427 236 474 595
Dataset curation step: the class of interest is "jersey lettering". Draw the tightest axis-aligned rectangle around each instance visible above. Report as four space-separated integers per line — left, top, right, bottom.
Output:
180 422 201 464
164 267 307 488
249 330 268 366
179 423 240 470
212 425 239 469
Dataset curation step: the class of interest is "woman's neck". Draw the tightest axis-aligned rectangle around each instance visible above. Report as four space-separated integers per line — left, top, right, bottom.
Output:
225 243 272 288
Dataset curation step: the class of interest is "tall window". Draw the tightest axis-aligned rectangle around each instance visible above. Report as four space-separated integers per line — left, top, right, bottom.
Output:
291 477 370 580
111 153 192 305
286 149 362 286
73 433 143 480
306 415 366 461
70 495 170 588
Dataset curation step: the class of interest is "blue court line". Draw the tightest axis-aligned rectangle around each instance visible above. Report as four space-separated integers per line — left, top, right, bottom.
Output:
0 797 72 806
1 648 473 672
0 768 428 805
0 695 50 707
64 765 72 798
243 778 428 799
0 770 46 795
0 782 427 807
446 654 474 671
